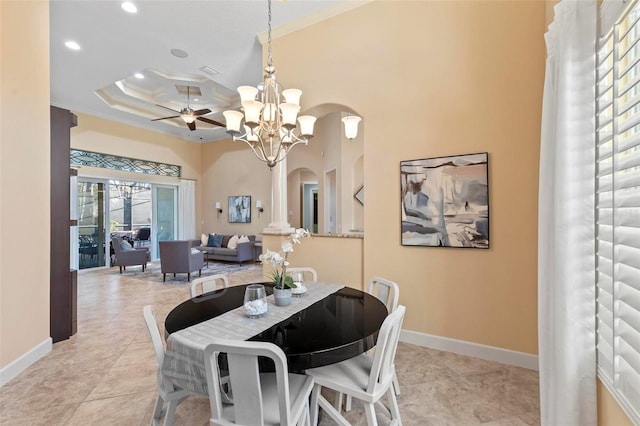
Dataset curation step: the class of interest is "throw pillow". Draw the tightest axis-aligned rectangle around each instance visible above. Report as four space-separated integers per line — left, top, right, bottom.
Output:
227 235 239 249
212 234 224 248
238 235 250 244
201 233 209 246
207 234 217 247
120 240 134 251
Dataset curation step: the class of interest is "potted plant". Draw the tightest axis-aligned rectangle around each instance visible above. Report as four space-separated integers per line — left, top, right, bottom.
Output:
259 228 310 306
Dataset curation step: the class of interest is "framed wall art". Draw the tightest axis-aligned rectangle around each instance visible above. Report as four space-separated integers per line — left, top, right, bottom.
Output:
400 152 489 248
228 195 251 223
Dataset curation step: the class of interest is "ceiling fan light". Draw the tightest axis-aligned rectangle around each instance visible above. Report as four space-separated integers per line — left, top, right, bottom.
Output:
223 110 244 133
181 114 196 124
342 115 361 140
282 88 302 106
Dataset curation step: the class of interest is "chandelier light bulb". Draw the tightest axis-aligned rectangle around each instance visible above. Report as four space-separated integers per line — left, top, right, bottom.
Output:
238 86 258 104
298 115 317 137
282 89 302 106
280 103 300 127
244 100 263 125
223 110 243 133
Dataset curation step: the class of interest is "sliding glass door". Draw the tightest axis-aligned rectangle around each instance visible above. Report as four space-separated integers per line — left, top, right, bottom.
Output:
77 180 108 270
153 185 177 259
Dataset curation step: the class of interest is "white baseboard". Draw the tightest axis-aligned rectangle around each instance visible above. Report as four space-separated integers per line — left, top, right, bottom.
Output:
0 338 52 386
400 329 539 371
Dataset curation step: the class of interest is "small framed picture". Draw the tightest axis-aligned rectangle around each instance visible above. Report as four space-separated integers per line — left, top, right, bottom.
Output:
228 195 251 223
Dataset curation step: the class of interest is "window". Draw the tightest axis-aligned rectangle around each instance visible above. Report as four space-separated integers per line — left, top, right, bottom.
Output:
596 1 640 423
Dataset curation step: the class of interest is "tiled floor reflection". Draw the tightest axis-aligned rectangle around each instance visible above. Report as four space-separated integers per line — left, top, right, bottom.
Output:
0 263 540 425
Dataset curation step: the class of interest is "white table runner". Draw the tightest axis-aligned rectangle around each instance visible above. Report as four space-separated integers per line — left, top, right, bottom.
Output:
162 282 344 395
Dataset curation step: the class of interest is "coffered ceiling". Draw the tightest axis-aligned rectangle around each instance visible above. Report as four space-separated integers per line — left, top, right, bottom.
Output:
50 0 352 143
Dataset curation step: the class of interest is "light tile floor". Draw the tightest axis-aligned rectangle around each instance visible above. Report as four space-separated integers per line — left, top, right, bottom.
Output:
0 264 540 425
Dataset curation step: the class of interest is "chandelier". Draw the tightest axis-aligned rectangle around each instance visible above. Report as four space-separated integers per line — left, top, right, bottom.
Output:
223 0 360 169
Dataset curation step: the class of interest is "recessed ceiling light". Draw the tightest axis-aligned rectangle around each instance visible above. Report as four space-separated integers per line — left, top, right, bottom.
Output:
65 41 81 50
134 72 144 79
170 48 188 58
121 2 137 13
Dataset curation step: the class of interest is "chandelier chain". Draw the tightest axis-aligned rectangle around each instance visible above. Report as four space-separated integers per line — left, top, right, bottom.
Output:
267 0 273 68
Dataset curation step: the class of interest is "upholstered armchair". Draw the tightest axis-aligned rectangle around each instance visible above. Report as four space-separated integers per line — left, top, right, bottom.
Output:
159 240 204 282
111 236 149 273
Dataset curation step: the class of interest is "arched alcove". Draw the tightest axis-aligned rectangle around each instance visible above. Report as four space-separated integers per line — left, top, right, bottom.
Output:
286 103 364 234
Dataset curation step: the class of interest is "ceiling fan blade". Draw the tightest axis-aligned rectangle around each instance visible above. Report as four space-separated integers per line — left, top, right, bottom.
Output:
193 108 211 116
155 104 180 114
152 115 180 121
187 121 196 131
197 116 225 127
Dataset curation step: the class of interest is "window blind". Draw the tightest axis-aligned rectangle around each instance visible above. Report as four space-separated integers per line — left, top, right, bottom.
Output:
596 2 640 423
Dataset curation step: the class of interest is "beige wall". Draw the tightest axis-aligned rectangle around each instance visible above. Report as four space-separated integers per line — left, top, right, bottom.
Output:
200 138 272 236
0 0 51 368
71 113 204 237
261 234 363 291
272 1 543 354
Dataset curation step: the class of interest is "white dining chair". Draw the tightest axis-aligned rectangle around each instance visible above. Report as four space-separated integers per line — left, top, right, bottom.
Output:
307 305 406 426
287 267 318 282
337 276 402 413
367 276 401 396
367 276 400 313
203 339 314 426
143 305 191 426
189 274 229 298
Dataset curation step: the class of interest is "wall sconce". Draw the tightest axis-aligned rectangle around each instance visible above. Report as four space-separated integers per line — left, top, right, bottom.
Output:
215 201 222 216
256 200 264 213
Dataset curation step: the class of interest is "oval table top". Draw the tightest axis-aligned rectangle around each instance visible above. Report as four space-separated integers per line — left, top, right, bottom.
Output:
165 283 388 372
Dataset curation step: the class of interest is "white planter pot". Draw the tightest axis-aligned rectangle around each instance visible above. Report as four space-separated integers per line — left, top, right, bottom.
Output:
273 288 292 307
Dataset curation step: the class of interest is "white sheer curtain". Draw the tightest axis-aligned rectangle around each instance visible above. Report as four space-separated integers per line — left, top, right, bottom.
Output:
538 1 597 425
178 179 196 240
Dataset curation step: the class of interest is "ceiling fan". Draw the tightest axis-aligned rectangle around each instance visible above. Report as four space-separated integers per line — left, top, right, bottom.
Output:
152 86 224 131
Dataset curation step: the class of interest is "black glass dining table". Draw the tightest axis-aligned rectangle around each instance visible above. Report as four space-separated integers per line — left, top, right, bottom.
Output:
164 282 388 373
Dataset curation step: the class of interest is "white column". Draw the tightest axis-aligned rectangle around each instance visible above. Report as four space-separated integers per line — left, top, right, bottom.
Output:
264 157 294 235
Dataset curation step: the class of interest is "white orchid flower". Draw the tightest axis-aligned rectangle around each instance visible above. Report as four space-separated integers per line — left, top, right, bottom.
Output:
281 241 294 253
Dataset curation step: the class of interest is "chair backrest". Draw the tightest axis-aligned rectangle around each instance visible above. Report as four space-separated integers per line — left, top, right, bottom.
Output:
367 276 400 313
111 236 123 256
204 339 294 426
159 240 191 264
142 305 164 367
136 227 151 241
367 305 406 394
287 267 318 282
189 274 229 298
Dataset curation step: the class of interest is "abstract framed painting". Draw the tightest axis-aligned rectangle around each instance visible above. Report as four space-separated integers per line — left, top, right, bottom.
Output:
400 152 489 248
228 195 251 223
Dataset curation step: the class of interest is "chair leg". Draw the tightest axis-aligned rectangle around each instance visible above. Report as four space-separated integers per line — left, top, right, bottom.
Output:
364 402 378 426
317 394 351 426
345 395 352 412
393 370 400 396
310 383 321 426
165 399 179 426
187 272 191 282
386 386 402 425
163 273 166 282
119 266 123 274
151 395 164 425
334 392 343 411
198 269 202 277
